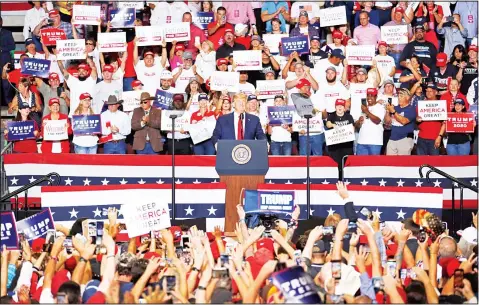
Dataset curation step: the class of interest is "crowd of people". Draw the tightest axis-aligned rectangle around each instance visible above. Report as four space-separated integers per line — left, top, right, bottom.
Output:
1 1 478 161
0 182 477 304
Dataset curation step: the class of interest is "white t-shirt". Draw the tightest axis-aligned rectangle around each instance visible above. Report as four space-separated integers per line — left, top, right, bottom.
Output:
66 75 97 117
134 58 168 96
187 92 200 113
285 73 314 105
27 52 45 60
47 54 64 83
349 83 369 121
374 54 395 86
172 67 196 92
311 58 344 86
92 80 123 114
357 103 386 145
377 93 398 106
238 82 256 95
315 81 350 113
290 1 320 19
271 126 292 142
327 44 345 53
149 1 190 25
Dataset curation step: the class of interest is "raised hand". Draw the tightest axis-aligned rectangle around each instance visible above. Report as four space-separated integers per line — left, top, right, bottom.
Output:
336 181 349 200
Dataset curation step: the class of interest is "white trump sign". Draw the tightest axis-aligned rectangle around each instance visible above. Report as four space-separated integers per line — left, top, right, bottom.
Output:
163 22 191 42
43 119 68 141
210 71 240 92
98 32 126 52
256 80 285 100
325 124 355 146
121 91 141 112
346 45 375 65
73 5 101 25
318 6 347 27
135 26 165 46
122 201 171 238
381 25 408 44
233 50 262 71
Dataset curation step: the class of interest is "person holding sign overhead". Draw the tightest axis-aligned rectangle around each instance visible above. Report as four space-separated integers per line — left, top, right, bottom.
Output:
133 39 169 96
131 92 163 155
326 99 355 165
190 93 216 155
212 92 266 144
41 98 72 154
100 95 131 155
4 102 40 153
72 93 98 154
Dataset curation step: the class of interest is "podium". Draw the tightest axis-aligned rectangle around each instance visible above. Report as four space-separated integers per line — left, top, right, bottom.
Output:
216 140 269 232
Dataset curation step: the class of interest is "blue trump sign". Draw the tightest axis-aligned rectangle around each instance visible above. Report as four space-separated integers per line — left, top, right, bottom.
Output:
470 104 478 123
1 212 18 250
272 266 322 303
21 58 51 78
72 114 102 136
244 190 294 213
109 8 135 28
268 106 296 126
16 209 55 243
193 12 214 30
281 36 310 55
7 121 36 141
154 89 174 110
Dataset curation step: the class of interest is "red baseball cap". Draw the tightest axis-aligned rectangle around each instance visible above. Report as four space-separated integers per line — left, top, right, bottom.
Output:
144 51 155 58
64 256 77 273
296 78 311 89
436 52 447 67
131 80 143 87
51 269 70 297
378 41 388 48
144 251 161 260
224 29 234 37
49 72 60 81
216 58 229 66
79 92 92 100
332 31 342 39
49 98 60 106
103 64 114 73
175 44 185 51
169 226 182 243
31 238 45 253
395 6 405 13
78 63 90 71
48 9 60 17
366 88 378 96
469 45 478 52
335 99 346 107
257 238 275 253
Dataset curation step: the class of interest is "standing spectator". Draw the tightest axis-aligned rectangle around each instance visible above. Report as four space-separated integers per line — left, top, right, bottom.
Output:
195 40 216 80
457 45 478 95
430 52 459 95
169 43 186 71
182 12 207 60
222 2 256 29
399 24 437 70
190 93 216 155
172 52 204 92
261 1 290 34
304 35 330 68
159 70 179 94
383 6 413 68
167 94 192 155
148 1 190 25
453 2 478 47
24 38 45 59
415 2 443 34
355 88 385 155
446 98 475 155
207 7 234 49
374 41 396 86
440 78 469 111
23 1 48 50
101 95 131 155
72 93 98 154
201 1 215 13
41 98 72 154
449 45 468 68
122 37 137 92
466 77 478 106
0 16 16 106
233 23 251 49
215 29 246 60
32 9 73 40
328 31 346 53
214 95 233 118
131 92 162 155
437 14 468 58
398 55 427 90
353 11 381 46
8 77 42 120
315 66 350 118
290 1 320 24
34 73 69 116
290 11 320 38
185 79 204 112
354 3 380 28
268 96 292 156
3 103 40 153
326 99 355 165
92 65 123 114
267 18 286 34
375 1 393 26
133 40 168 96
416 83 445 155
248 47 280 87
311 49 345 86
385 88 416 155
238 72 256 95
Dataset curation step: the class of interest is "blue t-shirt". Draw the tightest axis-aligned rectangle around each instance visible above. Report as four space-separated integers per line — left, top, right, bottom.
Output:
262 1 289 33
390 104 416 140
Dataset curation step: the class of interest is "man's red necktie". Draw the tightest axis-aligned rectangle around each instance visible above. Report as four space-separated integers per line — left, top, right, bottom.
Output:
237 114 244 140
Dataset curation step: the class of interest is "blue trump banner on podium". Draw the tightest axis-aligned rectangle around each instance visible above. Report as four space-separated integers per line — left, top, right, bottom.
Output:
7 121 36 141
1 212 18 250
72 114 102 136
21 58 51 78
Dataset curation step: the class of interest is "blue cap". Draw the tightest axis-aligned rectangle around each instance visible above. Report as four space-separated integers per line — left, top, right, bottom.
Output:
310 35 320 42
454 98 465 105
247 94 257 101
82 280 100 303
18 101 31 110
331 49 345 59
25 38 34 46
198 93 208 101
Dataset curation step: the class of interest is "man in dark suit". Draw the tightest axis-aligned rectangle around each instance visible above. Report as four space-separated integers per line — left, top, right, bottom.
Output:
212 93 266 144
131 92 163 154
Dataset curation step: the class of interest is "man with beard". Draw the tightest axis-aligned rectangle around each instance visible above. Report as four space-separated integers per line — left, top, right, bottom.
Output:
93 64 123 114
159 70 180 94
172 51 204 92
399 24 437 70
416 83 445 155
314 66 350 119
355 88 385 155
57 57 98 118
34 72 69 116
167 94 192 155
216 29 246 60
311 49 345 87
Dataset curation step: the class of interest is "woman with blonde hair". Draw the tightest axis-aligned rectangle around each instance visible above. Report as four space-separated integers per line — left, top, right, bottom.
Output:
8 77 43 124
71 92 99 154
195 40 216 80
214 95 232 119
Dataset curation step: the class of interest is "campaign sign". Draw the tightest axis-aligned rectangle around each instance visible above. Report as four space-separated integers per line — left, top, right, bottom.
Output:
1 212 18 250
210 71 240 92
470 104 478 123
233 50 262 71
325 124 355 146
164 22 191 42
73 5 101 25
16 209 55 243
98 32 126 53
418 100 447 121
193 12 214 30
72 114 102 136
43 119 68 141
122 91 141 112
21 58 51 78
263 34 289 54
40 28 67 46
154 89 174 110
160 110 191 132
381 25 408 44
186 116 217 145
292 113 324 133
122 201 171 238
109 8 135 28
318 6 347 27
446 112 475 133
257 191 294 212
256 80 285 100
56 39 86 60
268 106 296 126
281 36 310 56
7 121 35 141
135 26 164 46
272 266 322 303
118 2 144 10
346 45 375 65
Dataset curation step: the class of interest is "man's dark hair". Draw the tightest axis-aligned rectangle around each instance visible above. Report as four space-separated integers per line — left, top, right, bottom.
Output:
217 6 226 13
403 218 421 236
406 280 427 303
117 253 136 276
58 281 82 304
183 12 192 18
131 258 149 283
410 54 422 66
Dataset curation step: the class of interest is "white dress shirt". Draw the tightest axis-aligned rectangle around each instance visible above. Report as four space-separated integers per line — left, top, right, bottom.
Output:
23 7 48 40
101 110 131 140
148 1 190 25
233 111 246 140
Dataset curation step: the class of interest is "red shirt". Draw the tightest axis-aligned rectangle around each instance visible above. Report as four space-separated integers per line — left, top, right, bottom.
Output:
185 24 207 60
8 120 40 153
235 36 251 50
418 120 443 140
440 91 469 111
207 22 234 50
41 113 72 154
124 40 137 78
190 110 215 123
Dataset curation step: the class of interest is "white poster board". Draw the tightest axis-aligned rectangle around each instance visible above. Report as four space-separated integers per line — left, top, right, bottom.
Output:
43 119 68 141
349 83 368 121
256 80 285 100
210 71 240 92
135 26 165 46
325 124 355 146
318 6 347 27
163 22 191 42
122 201 171 238
121 91 141 112
262 34 289 54
417 100 448 121
233 50 262 71
186 116 217 144
98 32 126 53
56 39 86 60
292 113 324 133
118 2 145 10
160 111 191 131
346 45 375 66
381 25 408 44
73 5 101 25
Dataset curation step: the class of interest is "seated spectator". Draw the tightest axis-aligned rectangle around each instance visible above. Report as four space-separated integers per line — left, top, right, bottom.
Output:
268 95 292 156
41 98 72 154
446 98 475 156
290 10 320 39
72 93 98 154
437 14 468 59
3 102 40 153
